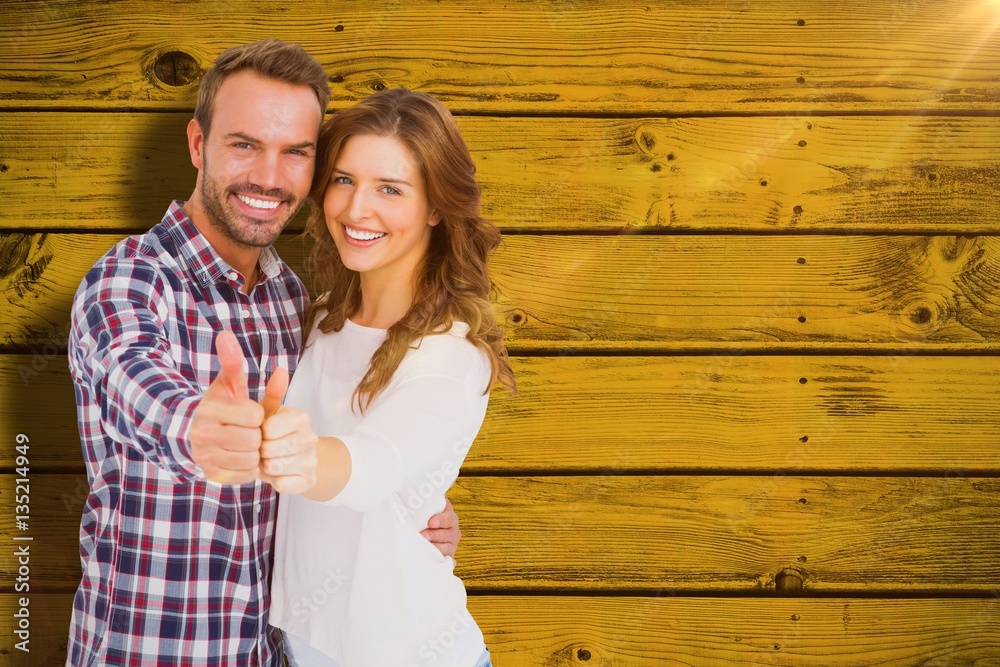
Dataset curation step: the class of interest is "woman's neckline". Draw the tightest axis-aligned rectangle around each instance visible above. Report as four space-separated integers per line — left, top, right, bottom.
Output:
341 317 468 337
344 316 388 334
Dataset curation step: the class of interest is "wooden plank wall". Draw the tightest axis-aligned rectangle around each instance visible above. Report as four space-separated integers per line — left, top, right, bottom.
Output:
2 1 1000 664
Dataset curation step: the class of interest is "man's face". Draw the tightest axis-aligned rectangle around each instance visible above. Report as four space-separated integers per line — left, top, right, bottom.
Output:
188 70 323 249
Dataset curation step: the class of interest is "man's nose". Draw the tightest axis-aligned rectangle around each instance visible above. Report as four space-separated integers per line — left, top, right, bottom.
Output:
246 151 283 192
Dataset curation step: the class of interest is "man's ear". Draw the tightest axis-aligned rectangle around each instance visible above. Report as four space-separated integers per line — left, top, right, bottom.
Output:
187 118 206 170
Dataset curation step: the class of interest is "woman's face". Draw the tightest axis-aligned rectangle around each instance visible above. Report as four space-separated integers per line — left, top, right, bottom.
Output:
324 133 439 285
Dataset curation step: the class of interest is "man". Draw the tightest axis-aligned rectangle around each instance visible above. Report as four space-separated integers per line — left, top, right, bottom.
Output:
67 39 459 666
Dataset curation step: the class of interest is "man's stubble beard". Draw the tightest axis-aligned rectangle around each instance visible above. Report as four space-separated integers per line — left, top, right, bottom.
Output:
199 154 304 249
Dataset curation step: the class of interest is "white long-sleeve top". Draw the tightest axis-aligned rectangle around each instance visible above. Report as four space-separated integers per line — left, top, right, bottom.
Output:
270 317 490 667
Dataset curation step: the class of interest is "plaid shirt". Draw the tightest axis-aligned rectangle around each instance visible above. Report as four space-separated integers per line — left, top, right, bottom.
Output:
67 201 309 667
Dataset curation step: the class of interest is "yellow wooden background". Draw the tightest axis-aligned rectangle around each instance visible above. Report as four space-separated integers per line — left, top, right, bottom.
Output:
3 1 1000 664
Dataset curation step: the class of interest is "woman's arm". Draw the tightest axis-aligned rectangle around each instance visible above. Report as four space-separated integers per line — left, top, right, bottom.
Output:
259 335 487 557
304 436 351 502
261 371 482 503
260 410 462 555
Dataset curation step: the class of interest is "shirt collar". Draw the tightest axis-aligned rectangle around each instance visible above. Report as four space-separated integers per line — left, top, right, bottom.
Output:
161 200 283 288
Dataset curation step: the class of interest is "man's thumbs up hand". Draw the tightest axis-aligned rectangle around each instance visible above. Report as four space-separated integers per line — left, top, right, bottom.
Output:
205 329 250 400
190 331 265 485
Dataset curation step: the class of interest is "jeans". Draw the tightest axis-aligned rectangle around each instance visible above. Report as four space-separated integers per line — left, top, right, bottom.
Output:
473 646 492 667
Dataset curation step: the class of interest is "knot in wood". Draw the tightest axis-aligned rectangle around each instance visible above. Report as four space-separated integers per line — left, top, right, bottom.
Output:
152 51 200 87
895 293 950 340
910 306 932 325
0 233 31 278
576 648 592 661
644 200 673 227
506 309 527 326
633 126 661 156
775 568 804 595
936 235 977 264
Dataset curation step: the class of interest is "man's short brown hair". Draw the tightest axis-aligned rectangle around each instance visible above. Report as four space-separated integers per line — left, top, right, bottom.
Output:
194 38 330 137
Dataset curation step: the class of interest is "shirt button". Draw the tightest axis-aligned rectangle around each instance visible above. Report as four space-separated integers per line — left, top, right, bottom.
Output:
241 309 251 318
255 502 262 513
228 271 238 281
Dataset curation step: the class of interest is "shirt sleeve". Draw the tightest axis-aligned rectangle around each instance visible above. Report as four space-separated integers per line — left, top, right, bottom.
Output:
325 338 491 512
69 257 205 482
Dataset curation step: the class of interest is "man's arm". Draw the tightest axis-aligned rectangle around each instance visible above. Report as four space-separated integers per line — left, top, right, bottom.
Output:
70 259 265 483
189 331 272 485
423 498 461 558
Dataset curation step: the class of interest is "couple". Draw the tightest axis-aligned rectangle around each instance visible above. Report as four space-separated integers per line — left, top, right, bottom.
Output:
66 39 515 667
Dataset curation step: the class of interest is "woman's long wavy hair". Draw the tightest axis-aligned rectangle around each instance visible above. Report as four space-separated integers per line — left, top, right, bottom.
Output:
304 87 516 411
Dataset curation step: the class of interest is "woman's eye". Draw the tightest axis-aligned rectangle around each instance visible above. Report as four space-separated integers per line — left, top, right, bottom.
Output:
383 186 400 196
333 176 352 185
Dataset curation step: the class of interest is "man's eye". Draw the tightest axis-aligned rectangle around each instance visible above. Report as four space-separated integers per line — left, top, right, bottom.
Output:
234 142 253 149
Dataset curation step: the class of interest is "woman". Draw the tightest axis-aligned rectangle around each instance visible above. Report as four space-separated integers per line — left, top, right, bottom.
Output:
267 87 516 667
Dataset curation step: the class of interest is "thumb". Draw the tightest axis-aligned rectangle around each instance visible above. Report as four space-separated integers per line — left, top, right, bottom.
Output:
260 366 289 419
208 330 249 399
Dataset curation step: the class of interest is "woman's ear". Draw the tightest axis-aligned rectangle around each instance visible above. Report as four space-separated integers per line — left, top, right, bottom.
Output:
428 211 442 227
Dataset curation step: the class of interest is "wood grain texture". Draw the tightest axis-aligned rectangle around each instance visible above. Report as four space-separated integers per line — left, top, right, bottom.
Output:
6 594 1000 666
4 114 1000 234
479 354 1000 473
452 476 1000 593
449 475 1000 595
472 597 1000 666
495 235 1000 350
7 474 1000 593
6 233 1000 351
6 354 1000 473
3 1 1000 113
3 0 999 662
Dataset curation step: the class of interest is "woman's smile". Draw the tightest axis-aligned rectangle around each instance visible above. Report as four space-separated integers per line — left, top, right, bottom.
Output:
342 223 387 244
